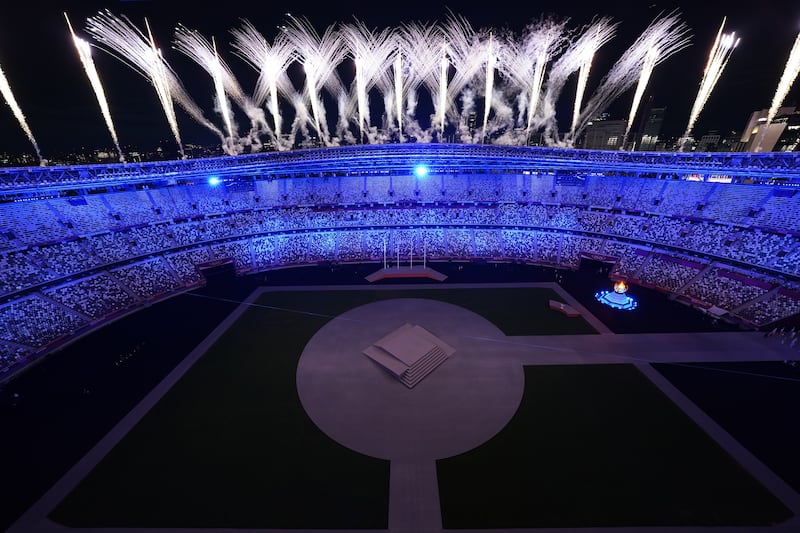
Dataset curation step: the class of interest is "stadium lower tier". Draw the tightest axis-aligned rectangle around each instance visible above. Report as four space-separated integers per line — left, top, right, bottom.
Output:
2 206 800 378
5 167 800 378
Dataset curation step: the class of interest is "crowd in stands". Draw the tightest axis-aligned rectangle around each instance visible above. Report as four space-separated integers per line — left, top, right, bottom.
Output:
166 248 213 283
655 180 712 216
739 291 800 328
637 254 704 293
2 173 800 374
616 178 662 212
753 194 800 231
474 229 504 258
111 258 182 300
560 236 604 268
3 200 800 291
0 296 87 348
682 267 770 311
44 273 136 320
0 341 29 374
601 241 648 278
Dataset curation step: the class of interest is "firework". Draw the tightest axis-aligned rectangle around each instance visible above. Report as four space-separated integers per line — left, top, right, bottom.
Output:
231 20 296 148
0 60 43 163
681 18 739 149
575 12 690 148
766 31 800 127
281 14 346 145
65 13 124 162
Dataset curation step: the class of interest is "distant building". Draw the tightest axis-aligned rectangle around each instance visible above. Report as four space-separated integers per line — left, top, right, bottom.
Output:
716 131 743 152
773 112 800 151
697 131 721 152
467 112 477 133
632 97 665 151
739 106 796 152
581 117 627 150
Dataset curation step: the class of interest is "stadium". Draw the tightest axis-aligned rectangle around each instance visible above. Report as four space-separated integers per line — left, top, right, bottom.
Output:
1 142 799 532
3 143 800 371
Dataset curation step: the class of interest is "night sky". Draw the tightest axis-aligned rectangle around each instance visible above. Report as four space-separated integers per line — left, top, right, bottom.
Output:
1 0 799 155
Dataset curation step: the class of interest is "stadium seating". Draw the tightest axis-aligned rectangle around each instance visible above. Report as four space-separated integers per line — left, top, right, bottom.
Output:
3 157 800 375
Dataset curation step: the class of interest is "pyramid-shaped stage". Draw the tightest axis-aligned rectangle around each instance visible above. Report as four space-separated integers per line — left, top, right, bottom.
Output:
363 323 455 388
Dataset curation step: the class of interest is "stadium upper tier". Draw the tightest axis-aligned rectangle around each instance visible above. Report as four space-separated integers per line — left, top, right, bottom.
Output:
2 144 800 193
3 144 800 379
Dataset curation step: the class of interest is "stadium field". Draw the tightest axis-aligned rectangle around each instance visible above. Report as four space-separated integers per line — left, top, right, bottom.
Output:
48 284 595 528
654 361 800 494
2 279 788 531
437 364 792 528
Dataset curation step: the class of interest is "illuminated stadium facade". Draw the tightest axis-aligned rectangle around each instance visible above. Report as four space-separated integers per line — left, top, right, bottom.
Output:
2 143 800 379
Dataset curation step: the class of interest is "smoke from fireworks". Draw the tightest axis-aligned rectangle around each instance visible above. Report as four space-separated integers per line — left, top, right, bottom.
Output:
541 17 617 145
281 14 346 146
230 20 296 150
340 21 394 143
499 17 567 139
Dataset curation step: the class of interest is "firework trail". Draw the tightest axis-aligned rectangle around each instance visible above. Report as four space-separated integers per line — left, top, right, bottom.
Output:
65 13 124 162
681 18 738 149
86 11 227 158
499 17 567 139
173 26 236 143
48 13 741 152
481 33 497 143
87 12 183 157
438 41 449 136
541 17 616 145
393 50 403 138
340 20 394 143
281 14 346 146
398 22 442 138
174 25 279 154
231 20 296 148
441 14 489 135
0 59 43 163
766 30 800 127
413 24 451 137
570 22 618 136
622 48 658 147
573 12 690 148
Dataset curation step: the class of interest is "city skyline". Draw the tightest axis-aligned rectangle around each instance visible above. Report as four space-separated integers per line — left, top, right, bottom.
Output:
1 0 799 156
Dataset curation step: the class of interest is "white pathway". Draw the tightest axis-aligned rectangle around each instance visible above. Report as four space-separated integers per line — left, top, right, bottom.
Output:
10 283 800 533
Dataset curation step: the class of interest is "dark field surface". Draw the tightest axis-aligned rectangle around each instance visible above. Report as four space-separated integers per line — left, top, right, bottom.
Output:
654 361 800 494
49 283 591 528
0 261 783 530
437 364 791 528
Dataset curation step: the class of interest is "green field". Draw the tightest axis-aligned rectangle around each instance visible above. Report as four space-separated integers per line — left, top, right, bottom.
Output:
50 286 592 528
437 364 792 528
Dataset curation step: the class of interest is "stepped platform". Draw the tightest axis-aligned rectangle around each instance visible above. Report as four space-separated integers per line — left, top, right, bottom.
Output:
363 323 455 388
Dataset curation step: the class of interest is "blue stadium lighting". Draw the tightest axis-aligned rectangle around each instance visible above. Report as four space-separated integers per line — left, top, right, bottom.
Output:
595 281 638 311
208 176 221 186
414 165 429 177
